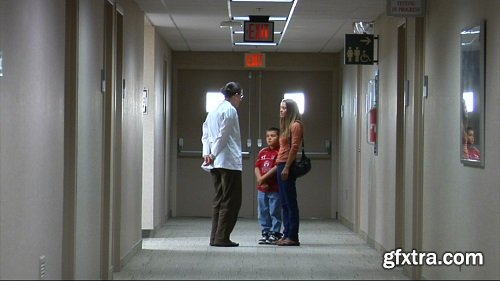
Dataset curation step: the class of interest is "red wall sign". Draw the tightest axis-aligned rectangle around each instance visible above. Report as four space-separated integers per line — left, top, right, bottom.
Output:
244 21 274 42
244 53 266 68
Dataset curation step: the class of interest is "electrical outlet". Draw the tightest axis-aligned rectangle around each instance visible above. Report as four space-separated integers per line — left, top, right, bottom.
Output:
39 255 46 280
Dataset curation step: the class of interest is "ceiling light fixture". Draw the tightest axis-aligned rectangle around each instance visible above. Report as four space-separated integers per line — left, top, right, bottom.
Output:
233 16 287 21
231 0 293 2
353 21 374 34
234 42 278 46
233 31 282 35
277 0 298 46
220 20 243 28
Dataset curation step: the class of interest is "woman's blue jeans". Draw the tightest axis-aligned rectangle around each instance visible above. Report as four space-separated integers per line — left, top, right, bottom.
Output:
257 190 282 235
276 163 300 241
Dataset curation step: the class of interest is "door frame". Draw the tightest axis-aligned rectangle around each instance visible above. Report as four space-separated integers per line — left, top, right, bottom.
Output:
101 0 123 278
62 0 78 278
410 17 425 280
395 22 407 249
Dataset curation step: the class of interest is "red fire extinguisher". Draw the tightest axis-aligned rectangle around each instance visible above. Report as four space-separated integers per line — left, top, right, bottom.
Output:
368 107 377 144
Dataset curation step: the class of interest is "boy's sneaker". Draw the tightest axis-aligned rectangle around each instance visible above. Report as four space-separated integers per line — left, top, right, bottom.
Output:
258 233 269 245
266 233 281 244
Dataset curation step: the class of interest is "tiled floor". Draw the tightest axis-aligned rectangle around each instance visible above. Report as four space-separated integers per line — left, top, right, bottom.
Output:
113 217 409 280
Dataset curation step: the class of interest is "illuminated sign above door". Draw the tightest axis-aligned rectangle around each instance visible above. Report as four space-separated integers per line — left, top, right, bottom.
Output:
244 53 266 68
244 21 274 42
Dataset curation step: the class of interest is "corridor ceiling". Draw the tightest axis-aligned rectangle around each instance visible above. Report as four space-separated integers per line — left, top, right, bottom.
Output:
133 0 386 53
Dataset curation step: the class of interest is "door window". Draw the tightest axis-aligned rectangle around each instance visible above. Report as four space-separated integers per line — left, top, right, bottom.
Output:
284 92 305 114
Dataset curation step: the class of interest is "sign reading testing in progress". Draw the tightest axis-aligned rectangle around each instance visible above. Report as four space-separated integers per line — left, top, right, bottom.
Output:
344 34 375 65
244 21 274 42
387 0 426 17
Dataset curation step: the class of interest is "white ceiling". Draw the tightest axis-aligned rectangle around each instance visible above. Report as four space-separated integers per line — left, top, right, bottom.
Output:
133 0 387 53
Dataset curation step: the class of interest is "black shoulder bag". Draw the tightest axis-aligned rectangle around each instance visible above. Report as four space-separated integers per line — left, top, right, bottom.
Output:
289 135 312 178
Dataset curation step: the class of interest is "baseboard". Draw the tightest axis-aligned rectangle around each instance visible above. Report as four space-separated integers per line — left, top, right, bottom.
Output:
358 229 386 253
338 214 354 231
120 239 142 268
338 215 385 252
328 215 414 279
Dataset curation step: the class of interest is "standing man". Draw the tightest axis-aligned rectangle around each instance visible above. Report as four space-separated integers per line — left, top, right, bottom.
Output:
201 81 244 247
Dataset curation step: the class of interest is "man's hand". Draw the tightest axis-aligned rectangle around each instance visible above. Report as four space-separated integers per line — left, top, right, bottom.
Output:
202 154 215 166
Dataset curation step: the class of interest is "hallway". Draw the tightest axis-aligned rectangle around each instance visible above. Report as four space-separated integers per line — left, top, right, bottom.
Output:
0 0 498 279
114 218 408 280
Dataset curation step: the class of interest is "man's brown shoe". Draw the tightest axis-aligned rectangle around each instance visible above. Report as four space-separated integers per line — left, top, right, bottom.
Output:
272 237 287 245
277 238 300 246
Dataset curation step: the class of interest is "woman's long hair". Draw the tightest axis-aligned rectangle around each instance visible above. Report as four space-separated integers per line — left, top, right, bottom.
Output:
280 99 302 138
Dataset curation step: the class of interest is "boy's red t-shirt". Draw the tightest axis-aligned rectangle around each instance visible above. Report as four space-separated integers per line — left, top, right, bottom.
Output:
255 146 279 193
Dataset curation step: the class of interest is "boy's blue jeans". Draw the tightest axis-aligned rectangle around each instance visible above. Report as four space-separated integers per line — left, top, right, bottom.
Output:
257 190 282 235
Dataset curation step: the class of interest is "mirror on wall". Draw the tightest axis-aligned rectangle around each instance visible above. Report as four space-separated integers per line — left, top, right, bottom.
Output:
460 21 485 167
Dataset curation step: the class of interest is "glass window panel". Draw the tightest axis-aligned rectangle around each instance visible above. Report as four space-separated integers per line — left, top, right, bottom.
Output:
206 92 224 113
284 92 305 114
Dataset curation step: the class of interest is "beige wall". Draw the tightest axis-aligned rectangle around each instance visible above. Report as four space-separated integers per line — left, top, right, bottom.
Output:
75 0 104 278
141 15 172 231
142 15 156 230
339 0 499 279
117 0 146 267
0 0 147 278
0 0 66 279
153 29 172 229
338 63 358 228
422 0 499 279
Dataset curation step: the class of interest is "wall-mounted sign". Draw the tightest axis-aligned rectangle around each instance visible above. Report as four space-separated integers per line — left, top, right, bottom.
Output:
244 53 266 68
387 0 426 17
344 34 375 65
244 21 274 42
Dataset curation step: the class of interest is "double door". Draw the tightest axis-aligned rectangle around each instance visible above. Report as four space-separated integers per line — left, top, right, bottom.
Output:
176 68 336 219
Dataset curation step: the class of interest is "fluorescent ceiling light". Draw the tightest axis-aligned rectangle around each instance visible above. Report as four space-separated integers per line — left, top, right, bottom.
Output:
233 16 287 21
231 0 294 2
234 42 278 46
233 31 282 35
353 21 374 34
277 0 297 45
220 20 243 28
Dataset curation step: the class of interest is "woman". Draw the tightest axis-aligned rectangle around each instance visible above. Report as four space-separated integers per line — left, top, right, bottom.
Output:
274 99 303 246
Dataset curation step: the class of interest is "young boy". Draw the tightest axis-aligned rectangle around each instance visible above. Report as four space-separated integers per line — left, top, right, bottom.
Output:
254 127 282 244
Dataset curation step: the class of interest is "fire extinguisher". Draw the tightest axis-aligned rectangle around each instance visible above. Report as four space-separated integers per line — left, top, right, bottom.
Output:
367 107 377 144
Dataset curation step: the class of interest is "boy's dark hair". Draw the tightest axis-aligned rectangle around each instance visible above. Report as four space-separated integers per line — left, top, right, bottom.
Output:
267 127 280 135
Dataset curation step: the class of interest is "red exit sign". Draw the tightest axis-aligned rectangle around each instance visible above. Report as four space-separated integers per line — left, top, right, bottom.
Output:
244 21 274 42
244 53 266 68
